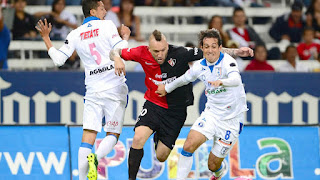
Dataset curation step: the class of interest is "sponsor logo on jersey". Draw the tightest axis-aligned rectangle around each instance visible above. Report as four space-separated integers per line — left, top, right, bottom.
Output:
168 58 176 67
80 28 99 40
194 47 198 55
205 87 226 95
112 34 119 38
155 73 167 79
198 122 204 127
149 76 176 85
89 64 114 75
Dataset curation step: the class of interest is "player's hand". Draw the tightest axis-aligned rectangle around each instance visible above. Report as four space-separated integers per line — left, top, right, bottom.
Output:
208 80 223 88
114 58 126 76
155 84 167 97
236 47 254 57
35 19 52 38
120 24 131 41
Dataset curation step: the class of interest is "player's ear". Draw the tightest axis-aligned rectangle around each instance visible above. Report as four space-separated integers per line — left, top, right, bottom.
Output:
90 9 96 17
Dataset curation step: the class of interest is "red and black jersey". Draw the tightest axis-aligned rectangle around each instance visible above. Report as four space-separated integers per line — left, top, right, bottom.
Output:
121 45 203 109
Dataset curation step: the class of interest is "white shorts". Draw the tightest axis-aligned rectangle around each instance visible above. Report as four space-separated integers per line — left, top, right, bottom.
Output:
191 111 244 158
83 83 128 133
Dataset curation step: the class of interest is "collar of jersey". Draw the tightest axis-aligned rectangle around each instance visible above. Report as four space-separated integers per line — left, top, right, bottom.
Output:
200 52 224 72
82 16 100 25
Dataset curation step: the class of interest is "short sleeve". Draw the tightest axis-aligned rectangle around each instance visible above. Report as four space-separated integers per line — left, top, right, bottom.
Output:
121 46 143 62
225 57 240 76
59 31 76 57
105 21 123 48
185 47 204 62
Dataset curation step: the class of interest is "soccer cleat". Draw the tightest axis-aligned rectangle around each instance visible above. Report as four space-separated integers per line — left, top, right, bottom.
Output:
87 153 98 180
210 175 222 180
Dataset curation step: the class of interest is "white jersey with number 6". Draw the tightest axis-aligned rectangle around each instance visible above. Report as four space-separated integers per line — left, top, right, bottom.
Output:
57 18 126 93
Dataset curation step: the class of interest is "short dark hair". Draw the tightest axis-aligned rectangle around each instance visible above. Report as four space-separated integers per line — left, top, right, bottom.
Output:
285 44 297 53
82 0 101 18
233 7 244 16
303 26 315 35
152 30 162 41
14 0 26 3
198 28 222 47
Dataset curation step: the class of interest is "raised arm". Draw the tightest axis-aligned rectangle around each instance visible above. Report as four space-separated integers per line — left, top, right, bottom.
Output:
221 47 254 58
35 19 68 66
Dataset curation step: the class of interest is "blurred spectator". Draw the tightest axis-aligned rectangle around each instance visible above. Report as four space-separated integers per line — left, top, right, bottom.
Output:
118 0 144 41
185 41 195 48
269 1 306 43
306 0 320 39
11 0 37 40
0 0 10 70
103 0 120 28
34 0 77 40
278 45 309 72
46 0 81 5
26 0 45 5
228 7 264 49
134 0 153 6
208 15 230 47
297 27 320 60
245 45 275 71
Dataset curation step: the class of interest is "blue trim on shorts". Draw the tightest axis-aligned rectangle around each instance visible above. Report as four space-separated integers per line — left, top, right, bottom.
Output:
80 142 93 149
215 164 223 172
181 149 193 157
125 94 129 108
239 122 243 134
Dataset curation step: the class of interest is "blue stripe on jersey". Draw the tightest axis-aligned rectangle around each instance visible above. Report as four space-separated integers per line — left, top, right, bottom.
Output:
58 50 69 58
200 52 225 73
80 142 93 149
112 40 123 48
181 149 193 157
82 16 100 25
227 70 239 76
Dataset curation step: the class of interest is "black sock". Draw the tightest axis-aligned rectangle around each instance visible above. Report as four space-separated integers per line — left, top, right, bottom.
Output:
128 147 144 180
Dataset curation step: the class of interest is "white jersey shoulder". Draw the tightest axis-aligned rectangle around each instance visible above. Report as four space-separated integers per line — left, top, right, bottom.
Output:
59 19 126 93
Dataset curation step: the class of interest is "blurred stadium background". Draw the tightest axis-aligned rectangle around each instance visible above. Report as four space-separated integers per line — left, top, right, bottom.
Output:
0 0 319 179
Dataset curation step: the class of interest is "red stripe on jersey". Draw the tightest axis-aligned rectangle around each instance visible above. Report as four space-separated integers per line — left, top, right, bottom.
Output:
121 46 168 109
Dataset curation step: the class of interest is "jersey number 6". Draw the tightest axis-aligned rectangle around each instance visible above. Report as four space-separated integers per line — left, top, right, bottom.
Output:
89 43 102 65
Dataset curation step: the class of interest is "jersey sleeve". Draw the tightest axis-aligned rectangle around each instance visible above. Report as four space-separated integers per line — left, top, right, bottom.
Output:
58 31 76 57
121 46 142 63
184 47 204 62
105 21 123 48
225 55 240 76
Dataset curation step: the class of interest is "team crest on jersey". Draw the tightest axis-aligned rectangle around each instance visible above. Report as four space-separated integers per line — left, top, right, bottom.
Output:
215 67 222 77
168 58 176 67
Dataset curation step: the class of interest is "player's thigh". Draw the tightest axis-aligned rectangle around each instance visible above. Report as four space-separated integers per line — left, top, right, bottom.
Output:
83 99 104 132
211 114 243 158
132 126 154 149
156 141 172 162
103 98 127 134
183 130 207 153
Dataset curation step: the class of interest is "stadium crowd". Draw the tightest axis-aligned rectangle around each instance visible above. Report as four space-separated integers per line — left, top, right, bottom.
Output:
0 0 320 72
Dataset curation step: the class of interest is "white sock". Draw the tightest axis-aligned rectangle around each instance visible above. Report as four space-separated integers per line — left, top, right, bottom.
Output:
96 134 118 160
78 143 93 180
177 150 193 180
214 162 224 177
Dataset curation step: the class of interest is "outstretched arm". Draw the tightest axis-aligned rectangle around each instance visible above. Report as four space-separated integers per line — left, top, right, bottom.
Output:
221 47 254 58
110 48 126 76
156 68 198 97
36 19 68 66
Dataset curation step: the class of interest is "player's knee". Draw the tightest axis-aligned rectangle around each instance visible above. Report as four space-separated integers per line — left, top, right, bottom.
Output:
156 153 169 162
182 140 196 153
208 161 221 172
132 134 147 148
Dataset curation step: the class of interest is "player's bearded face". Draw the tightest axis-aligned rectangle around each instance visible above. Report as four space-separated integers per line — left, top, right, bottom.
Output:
149 40 169 65
202 38 222 63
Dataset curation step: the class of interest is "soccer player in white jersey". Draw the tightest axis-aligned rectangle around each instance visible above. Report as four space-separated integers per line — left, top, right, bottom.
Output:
156 28 248 180
35 0 130 180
